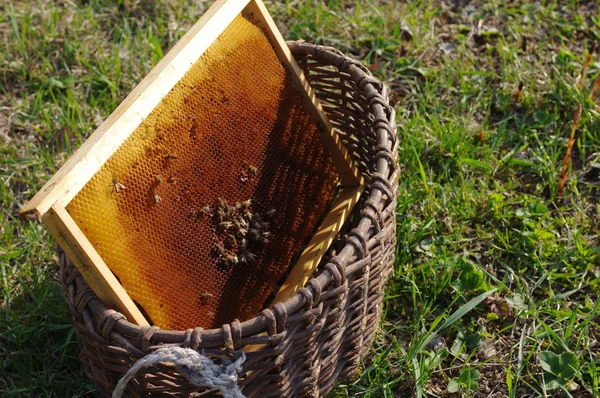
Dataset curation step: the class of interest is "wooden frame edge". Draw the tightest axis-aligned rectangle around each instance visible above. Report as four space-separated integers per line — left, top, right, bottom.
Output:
43 203 149 326
272 184 364 304
19 0 252 220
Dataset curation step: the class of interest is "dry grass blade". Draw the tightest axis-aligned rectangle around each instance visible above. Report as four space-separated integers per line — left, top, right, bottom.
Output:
578 44 595 88
512 81 524 102
558 104 583 196
579 54 592 88
590 75 600 101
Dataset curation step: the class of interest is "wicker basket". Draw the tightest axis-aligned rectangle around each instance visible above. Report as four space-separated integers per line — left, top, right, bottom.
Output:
57 41 398 397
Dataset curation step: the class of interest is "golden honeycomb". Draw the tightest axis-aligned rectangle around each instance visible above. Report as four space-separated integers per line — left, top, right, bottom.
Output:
66 14 339 330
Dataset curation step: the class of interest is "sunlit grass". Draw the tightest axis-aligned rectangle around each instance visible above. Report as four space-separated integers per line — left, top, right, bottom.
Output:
1 0 599 396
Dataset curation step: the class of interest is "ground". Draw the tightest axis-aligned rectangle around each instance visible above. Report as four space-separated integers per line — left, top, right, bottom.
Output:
1 0 599 397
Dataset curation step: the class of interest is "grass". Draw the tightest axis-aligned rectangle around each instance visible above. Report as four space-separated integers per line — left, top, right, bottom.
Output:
1 0 599 396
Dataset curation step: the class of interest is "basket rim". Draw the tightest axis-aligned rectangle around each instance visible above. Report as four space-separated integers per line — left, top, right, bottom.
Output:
69 40 398 346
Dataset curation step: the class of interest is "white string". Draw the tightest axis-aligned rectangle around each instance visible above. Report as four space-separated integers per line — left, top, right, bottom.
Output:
112 346 246 398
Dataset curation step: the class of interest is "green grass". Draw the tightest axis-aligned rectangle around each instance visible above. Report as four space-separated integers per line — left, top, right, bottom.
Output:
1 0 599 396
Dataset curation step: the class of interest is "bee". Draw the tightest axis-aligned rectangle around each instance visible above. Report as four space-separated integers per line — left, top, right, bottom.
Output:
234 223 247 236
151 189 161 204
248 165 258 176
216 197 226 208
167 176 176 184
218 221 234 231
240 199 252 211
238 252 247 264
233 218 246 230
225 235 237 248
262 231 273 243
222 253 240 267
165 153 178 159
200 292 213 304
155 175 163 184
198 206 211 217
239 238 247 250
246 253 257 263
112 178 126 193
247 228 261 241
264 209 276 219
214 243 226 256
250 220 263 231
223 253 239 267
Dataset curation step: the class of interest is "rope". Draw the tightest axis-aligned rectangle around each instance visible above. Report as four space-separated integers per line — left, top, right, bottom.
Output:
112 346 246 398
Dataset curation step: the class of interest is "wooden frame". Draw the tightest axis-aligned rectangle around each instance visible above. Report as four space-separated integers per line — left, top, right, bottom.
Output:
20 0 364 326
272 185 363 304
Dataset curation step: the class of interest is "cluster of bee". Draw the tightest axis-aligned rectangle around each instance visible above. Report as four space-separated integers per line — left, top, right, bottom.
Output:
207 197 275 268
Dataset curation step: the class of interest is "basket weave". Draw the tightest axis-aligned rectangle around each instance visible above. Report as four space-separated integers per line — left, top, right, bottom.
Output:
57 41 398 397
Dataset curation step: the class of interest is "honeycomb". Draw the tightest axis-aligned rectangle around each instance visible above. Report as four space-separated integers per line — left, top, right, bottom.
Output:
66 14 339 330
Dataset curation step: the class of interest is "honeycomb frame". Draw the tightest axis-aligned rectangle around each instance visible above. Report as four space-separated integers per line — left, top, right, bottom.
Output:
20 0 364 328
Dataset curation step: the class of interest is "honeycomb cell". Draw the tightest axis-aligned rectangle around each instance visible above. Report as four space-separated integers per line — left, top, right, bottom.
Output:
67 14 339 330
